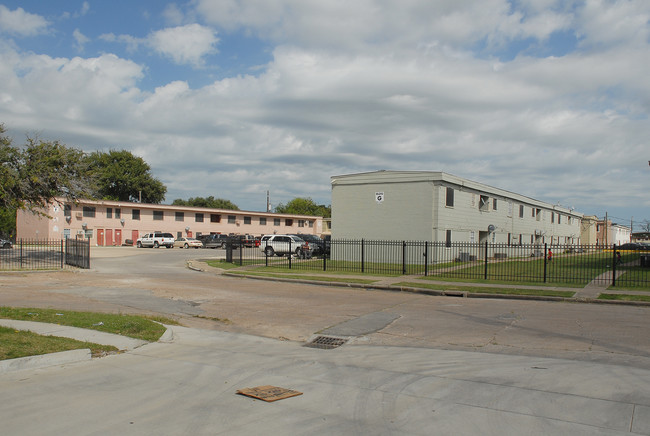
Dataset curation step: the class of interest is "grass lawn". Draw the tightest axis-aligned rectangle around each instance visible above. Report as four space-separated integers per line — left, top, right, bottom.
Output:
226 270 377 284
0 326 118 359
393 282 576 298
0 307 177 361
598 294 650 302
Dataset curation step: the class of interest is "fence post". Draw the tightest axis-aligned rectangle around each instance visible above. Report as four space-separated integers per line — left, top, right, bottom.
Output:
402 241 407 275
288 239 292 269
424 242 428 277
20 239 24 269
361 239 365 273
612 244 617 287
239 243 243 266
542 243 548 283
323 246 327 271
484 241 488 280
61 239 64 269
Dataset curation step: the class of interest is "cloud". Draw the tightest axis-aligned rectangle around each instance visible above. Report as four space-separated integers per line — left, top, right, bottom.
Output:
0 0 649 220
148 24 219 67
73 29 90 52
0 5 49 36
101 23 219 67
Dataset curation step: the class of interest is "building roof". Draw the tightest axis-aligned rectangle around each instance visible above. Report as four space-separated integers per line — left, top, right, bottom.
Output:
58 197 322 220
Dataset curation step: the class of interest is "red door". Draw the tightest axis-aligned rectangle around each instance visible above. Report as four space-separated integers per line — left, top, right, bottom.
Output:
97 229 104 246
187 231 193 238
131 230 139 246
106 229 113 246
114 229 122 246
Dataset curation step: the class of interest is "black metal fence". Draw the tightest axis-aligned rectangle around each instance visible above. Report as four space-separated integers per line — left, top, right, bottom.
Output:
229 239 650 288
0 239 91 271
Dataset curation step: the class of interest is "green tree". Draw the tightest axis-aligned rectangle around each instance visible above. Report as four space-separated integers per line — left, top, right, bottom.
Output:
275 197 330 217
172 196 239 210
0 206 16 239
86 150 166 204
0 124 94 214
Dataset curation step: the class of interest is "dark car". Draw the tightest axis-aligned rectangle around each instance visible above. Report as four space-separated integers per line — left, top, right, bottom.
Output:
199 234 239 249
617 243 644 251
0 239 12 249
290 234 328 256
231 234 258 248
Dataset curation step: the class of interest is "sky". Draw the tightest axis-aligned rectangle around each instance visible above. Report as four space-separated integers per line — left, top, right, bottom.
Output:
0 1 649 230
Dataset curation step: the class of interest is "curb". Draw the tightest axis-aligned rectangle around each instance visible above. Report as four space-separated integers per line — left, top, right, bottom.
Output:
0 349 91 374
222 272 650 307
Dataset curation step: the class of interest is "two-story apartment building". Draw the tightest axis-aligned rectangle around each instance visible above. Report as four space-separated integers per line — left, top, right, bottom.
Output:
16 198 324 246
331 171 583 247
595 219 631 246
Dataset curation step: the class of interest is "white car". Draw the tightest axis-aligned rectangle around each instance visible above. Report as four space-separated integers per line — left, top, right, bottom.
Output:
260 234 307 257
174 237 203 249
136 232 175 248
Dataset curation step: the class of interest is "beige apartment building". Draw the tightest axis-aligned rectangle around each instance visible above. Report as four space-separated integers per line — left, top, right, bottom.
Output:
17 198 324 246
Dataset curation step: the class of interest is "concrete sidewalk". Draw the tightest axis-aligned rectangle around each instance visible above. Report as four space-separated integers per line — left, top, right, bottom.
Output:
1 324 649 435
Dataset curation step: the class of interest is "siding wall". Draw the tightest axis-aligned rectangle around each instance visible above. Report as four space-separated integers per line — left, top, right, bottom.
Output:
332 180 433 240
332 171 583 245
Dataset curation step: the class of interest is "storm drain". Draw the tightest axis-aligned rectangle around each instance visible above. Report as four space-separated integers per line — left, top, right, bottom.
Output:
304 336 348 350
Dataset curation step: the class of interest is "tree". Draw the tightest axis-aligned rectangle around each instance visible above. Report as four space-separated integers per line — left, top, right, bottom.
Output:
86 150 166 204
172 196 239 210
0 124 94 214
275 197 331 217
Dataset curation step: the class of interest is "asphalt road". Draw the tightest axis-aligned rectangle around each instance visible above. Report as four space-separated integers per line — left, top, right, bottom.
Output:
3 246 649 369
1 246 650 435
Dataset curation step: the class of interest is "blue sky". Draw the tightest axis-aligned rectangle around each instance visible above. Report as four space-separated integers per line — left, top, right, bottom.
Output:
1 1 649 230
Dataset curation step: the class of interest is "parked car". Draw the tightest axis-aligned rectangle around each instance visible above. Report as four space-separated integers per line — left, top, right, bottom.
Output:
290 234 328 256
617 243 645 251
0 239 12 249
174 237 203 249
199 234 240 249
230 234 258 248
260 234 307 257
136 232 175 248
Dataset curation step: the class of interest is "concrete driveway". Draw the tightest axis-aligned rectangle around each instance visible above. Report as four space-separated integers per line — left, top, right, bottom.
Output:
1 246 649 435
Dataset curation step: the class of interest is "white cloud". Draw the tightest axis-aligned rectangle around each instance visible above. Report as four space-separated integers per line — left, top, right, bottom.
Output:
101 23 219 67
73 29 90 52
0 5 49 36
147 23 219 66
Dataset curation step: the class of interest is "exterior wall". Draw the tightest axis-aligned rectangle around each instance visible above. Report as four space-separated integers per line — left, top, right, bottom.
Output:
331 178 434 240
580 215 598 245
594 220 630 246
331 171 583 246
611 224 631 245
17 199 324 246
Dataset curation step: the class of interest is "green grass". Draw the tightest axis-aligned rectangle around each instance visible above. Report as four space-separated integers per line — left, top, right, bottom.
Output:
0 326 118 360
415 275 584 288
598 294 650 302
226 270 377 284
0 307 174 342
394 282 576 298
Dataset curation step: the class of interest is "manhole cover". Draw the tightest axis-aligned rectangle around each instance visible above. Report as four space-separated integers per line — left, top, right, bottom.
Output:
304 335 348 349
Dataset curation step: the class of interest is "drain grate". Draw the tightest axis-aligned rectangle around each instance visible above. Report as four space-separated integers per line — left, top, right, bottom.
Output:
304 335 348 350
